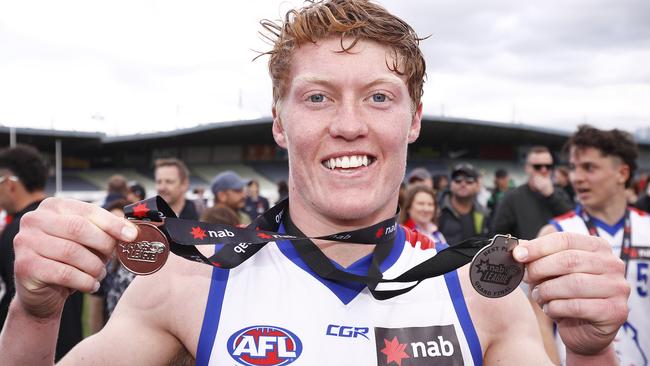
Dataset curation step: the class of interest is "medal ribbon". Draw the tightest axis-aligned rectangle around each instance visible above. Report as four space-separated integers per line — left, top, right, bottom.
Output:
124 196 489 299
580 206 632 275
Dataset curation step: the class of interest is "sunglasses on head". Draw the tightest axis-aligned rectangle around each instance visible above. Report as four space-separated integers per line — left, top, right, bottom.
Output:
452 176 476 184
531 164 554 171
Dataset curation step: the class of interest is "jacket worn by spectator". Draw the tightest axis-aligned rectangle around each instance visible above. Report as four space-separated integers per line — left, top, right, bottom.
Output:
491 184 573 240
438 194 489 245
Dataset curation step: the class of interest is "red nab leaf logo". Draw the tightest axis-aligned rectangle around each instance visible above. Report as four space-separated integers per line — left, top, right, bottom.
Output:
133 203 149 218
191 226 207 240
257 232 273 239
381 336 410 366
375 227 384 238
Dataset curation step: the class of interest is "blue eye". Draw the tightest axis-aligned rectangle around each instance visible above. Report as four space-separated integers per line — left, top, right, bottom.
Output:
372 93 387 102
309 94 325 103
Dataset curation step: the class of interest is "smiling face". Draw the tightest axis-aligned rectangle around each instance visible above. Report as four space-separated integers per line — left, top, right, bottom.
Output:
272 37 422 227
407 191 435 227
569 146 629 211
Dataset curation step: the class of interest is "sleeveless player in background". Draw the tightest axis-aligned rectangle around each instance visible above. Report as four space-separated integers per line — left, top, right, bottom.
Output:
538 125 648 366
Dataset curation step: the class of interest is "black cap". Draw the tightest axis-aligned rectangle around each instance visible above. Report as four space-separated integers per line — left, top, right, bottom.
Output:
451 163 479 179
495 168 508 178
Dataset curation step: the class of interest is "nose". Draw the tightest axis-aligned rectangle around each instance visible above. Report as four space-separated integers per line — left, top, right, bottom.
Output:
328 98 369 141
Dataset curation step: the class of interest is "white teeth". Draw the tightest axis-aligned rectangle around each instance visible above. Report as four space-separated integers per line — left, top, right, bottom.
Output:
350 155 358 167
341 156 350 168
324 155 372 169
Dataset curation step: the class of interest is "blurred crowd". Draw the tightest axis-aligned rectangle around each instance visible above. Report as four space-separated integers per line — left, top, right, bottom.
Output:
0 124 648 362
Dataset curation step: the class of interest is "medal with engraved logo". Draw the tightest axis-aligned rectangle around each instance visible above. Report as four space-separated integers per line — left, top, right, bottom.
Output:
117 221 169 275
470 234 524 298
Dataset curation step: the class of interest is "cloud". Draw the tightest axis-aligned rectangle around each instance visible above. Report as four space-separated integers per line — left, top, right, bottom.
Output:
0 0 648 134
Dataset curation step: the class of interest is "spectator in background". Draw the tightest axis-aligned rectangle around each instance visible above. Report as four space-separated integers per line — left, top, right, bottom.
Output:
399 185 445 246
438 163 488 245
405 167 432 189
102 174 128 209
491 146 572 239
243 180 270 221
154 158 198 220
554 166 575 203
487 168 510 213
276 180 289 203
88 199 135 335
211 170 250 225
192 187 208 217
433 173 449 203
0 145 82 361
126 181 146 203
201 204 240 226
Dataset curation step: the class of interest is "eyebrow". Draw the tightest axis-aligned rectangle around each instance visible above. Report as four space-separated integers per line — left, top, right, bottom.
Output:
292 74 405 89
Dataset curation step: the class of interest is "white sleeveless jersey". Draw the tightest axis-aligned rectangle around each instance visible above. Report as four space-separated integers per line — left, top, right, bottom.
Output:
551 207 650 366
196 226 482 366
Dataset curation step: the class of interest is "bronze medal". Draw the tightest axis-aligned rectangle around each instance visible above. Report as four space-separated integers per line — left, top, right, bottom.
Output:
117 221 169 275
470 234 524 298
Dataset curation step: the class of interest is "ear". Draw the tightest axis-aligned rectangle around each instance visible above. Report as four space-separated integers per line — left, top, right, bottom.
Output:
407 103 423 143
619 163 631 186
272 105 287 149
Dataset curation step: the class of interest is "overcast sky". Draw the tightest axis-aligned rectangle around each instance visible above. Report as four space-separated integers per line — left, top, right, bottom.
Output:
1 0 648 136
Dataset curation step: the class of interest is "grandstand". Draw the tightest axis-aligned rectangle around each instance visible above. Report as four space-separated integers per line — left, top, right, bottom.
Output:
2 116 649 204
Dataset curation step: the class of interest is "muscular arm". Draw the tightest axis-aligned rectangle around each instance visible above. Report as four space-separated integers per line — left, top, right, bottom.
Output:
0 198 209 365
459 266 551 365
59 252 211 365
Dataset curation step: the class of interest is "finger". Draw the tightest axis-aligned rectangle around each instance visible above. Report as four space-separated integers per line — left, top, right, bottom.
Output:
513 232 611 264
531 273 629 306
16 249 101 294
33 235 108 280
524 249 625 284
30 211 121 259
37 197 138 242
543 298 629 327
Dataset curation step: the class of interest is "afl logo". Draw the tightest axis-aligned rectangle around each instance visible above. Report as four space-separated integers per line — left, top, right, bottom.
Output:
227 325 302 366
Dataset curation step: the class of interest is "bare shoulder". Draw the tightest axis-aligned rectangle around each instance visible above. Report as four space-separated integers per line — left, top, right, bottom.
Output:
117 247 215 355
537 224 559 237
456 265 552 364
61 248 215 364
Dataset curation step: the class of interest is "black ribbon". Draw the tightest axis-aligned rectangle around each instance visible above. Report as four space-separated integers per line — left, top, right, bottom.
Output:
124 196 488 299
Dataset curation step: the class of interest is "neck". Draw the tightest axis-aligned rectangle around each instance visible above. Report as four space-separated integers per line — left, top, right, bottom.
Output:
451 196 474 215
584 193 628 226
12 191 46 215
171 198 186 217
288 193 397 268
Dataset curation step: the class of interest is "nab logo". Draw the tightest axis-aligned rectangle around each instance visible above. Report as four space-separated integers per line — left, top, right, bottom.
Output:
227 325 302 366
374 325 462 366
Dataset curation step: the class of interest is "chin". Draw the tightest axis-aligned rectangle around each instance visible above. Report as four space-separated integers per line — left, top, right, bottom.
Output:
317 193 395 223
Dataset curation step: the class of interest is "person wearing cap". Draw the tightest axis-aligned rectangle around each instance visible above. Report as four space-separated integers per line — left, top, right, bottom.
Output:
126 181 146 203
211 170 250 225
486 168 511 213
154 158 198 220
438 163 489 245
405 166 432 189
491 146 572 240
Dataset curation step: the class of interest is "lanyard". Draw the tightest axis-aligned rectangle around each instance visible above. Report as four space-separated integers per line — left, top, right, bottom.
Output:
122 196 489 300
579 207 632 275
